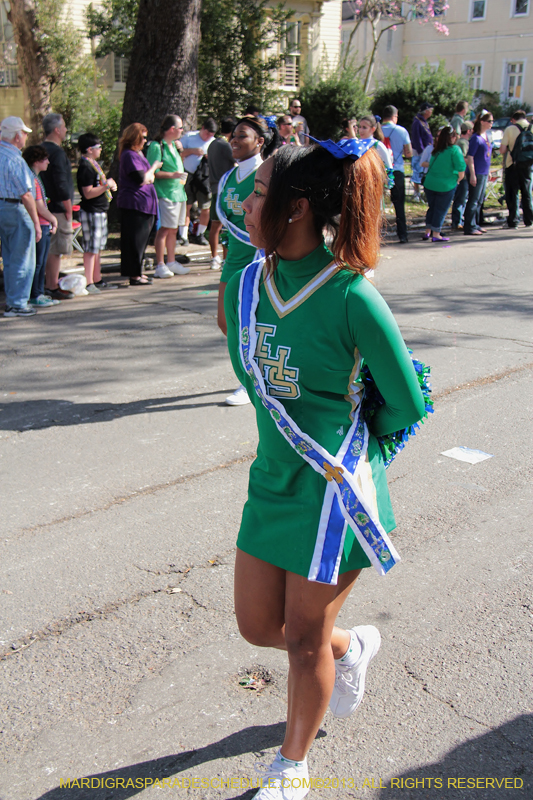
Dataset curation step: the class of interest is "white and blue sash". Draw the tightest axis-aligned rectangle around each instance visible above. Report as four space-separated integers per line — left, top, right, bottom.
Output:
238 257 400 584
216 168 254 246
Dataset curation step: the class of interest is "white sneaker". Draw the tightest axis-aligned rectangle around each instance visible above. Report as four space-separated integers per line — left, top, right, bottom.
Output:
225 385 251 406
253 756 309 799
210 255 221 270
167 261 191 275
329 625 381 718
154 263 174 279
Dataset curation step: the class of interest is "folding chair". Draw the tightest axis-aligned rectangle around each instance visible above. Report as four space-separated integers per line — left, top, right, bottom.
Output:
485 168 503 203
71 204 83 253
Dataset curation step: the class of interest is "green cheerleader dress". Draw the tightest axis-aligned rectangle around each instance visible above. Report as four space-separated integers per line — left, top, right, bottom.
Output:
225 242 425 578
219 164 259 284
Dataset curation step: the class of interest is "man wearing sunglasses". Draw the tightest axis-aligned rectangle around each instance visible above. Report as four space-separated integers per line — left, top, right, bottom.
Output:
287 99 309 145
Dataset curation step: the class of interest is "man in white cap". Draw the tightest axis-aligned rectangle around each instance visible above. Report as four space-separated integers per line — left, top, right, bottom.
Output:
0 116 42 317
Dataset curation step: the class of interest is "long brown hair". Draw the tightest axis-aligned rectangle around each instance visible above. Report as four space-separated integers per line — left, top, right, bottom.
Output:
260 144 384 275
432 125 456 154
359 114 385 142
473 112 492 136
118 123 147 156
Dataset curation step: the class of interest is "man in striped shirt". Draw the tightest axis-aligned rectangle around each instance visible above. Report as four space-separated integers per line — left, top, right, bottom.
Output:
0 116 42 317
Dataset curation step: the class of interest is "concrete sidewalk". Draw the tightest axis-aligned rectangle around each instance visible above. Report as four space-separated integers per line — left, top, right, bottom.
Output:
1 227 532 800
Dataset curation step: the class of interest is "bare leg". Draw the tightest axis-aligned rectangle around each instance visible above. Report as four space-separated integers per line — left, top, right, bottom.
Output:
234 549 361 762
210 220 222 258
155 227 171 264
283 570 358 760
93 253 102 283
166 229 177 260
199 208 210 228
83 252 96 285
45 253 61 290
217 281 227 336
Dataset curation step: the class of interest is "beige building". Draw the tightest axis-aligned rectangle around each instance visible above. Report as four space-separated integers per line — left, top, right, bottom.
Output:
0 0 343 123
342 0 533 108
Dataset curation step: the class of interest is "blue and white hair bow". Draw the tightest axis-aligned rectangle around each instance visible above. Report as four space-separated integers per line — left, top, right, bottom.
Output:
305 135 377 161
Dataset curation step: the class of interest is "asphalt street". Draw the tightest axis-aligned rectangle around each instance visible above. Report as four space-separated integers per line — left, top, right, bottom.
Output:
1 227 532 800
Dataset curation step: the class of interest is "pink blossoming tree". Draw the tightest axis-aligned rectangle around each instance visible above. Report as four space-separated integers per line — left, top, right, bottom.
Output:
343 0 449 91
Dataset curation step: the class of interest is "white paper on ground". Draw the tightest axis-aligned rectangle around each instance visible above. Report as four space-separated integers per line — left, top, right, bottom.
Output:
441 447 494 465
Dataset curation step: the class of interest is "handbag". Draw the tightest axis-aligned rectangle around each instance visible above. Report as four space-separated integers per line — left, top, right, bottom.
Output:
421 150 441 185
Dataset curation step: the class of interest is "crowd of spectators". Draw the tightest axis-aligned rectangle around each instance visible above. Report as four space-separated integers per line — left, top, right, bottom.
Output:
1 96 532 318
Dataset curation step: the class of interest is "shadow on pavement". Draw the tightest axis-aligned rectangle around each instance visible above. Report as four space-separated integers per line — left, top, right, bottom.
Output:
0 390 238 432
377 714 532 799
386 285 533 321
35 724 327 800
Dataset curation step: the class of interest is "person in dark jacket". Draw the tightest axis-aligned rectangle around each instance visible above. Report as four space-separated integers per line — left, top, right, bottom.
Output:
40 113 75 300
499 110 533 228
411 102 434 202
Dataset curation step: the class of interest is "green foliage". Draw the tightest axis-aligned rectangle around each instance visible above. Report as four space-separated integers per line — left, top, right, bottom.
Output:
90 98 123 169
198 0 294 117
86 0 138 58
502 98 532 116
371 60 473 134
34 0 99 132
299 61 369 140
473 91 532 120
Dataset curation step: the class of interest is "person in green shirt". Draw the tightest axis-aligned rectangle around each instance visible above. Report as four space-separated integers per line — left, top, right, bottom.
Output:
146 115 189 278
225 142 426 798
422 126 466 242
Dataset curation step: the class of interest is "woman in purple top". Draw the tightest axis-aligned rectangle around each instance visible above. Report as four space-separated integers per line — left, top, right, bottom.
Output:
117 123 162 284
463 112 493 236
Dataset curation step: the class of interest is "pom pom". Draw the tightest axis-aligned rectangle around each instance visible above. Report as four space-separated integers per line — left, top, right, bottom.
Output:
361 350 433 468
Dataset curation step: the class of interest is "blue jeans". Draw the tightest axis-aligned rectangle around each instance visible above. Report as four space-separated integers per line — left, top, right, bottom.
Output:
0 200 36 308
412 153 423 185
424 187 456 233
31 225 51 298
451 175 469 227
464 174 488 234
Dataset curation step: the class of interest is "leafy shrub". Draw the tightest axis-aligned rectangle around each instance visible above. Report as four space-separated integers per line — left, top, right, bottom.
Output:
90 99 123 169
472 92 532 121
299 62 369 140
371 60 473 134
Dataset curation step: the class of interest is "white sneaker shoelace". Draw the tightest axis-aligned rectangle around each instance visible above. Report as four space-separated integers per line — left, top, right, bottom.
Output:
252 759 309 799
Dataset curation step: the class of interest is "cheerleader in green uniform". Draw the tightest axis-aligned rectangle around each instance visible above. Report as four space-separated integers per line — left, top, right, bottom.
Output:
217 116 269 406
224 142 427 799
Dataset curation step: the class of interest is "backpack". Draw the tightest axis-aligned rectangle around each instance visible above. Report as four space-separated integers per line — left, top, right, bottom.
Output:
511 123 533 166
191 154 210 195
382 124 397 163
382 136 394 160
142 139 164 161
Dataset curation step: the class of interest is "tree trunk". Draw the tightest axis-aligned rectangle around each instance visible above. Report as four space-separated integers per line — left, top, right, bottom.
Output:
7 0 52 142
363 16 382 94
120 0 202 139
